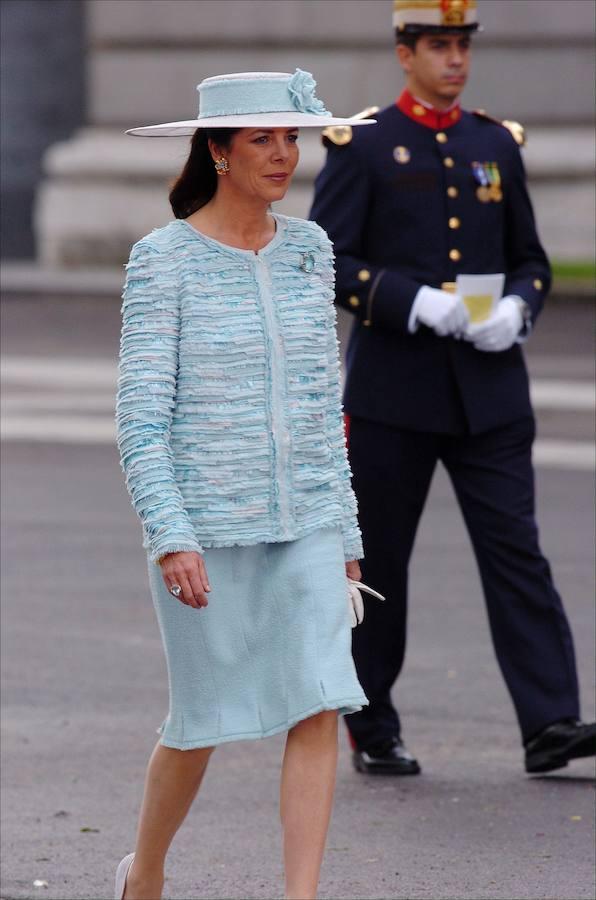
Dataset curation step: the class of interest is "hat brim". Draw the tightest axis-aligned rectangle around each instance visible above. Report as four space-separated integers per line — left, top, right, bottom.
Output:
126 112 376 137
397 23 481 34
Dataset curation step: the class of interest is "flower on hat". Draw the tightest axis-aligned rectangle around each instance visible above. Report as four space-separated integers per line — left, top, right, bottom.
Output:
288 69 330 116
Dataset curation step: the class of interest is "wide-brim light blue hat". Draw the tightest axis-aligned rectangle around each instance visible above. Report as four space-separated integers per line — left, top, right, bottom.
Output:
126 70 376 136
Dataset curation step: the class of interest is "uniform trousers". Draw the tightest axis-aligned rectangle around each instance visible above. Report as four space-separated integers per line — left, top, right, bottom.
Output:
345 415 580 751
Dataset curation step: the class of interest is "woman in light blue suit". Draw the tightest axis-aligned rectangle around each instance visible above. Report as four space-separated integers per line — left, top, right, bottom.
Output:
114 71 376 900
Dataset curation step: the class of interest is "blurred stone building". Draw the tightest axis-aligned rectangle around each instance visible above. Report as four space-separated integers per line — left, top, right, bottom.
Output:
1 0 85 258
2 0 594 268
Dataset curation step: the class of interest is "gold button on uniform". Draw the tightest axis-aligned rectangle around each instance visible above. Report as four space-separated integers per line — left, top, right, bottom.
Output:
393 145 411 164
436 132 448 143
443 157 455 168
348 295 360 308
448 217 461 229
533 279 543 290
447 186 458 198
449 249 461 262
358 269 371 282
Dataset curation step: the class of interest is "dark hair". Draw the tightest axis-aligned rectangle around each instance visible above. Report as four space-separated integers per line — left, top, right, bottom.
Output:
395 29 421 50
395 28 472 48
169 127 240 219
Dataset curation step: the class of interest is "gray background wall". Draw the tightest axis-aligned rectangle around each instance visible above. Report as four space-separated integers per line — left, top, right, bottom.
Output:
1 0 594 265
0 0 86 258
88 0 595 127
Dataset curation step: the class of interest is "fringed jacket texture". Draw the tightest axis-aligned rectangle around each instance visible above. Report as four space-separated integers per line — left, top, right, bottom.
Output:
116 214 363 563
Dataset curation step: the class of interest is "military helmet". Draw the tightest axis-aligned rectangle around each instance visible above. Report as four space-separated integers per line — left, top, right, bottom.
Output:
393 0 481 35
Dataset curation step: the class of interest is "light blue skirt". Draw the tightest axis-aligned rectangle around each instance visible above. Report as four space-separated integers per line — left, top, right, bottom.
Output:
147 527 368 749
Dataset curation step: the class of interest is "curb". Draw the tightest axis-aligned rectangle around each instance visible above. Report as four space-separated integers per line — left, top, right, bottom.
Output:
1 263 124 297
0 263 593 302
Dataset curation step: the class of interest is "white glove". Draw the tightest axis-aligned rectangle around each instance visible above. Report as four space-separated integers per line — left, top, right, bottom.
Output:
465 296 523 352
347 579 385 628
409 286 469 337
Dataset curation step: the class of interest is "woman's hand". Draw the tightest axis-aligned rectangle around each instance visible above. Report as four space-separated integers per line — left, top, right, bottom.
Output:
345 559 361 582
159 551 211 609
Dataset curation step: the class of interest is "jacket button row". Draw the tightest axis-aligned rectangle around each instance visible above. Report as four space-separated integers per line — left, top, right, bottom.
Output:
437 142 459 258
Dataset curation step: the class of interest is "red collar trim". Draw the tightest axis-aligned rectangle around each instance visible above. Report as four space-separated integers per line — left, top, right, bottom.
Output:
396 90 462 130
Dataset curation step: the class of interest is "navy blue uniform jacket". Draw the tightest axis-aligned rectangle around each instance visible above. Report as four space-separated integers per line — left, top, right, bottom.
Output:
310 102 551 435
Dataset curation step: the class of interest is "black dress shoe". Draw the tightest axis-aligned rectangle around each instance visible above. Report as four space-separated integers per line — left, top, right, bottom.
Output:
353 737 421 775
525 719 596 774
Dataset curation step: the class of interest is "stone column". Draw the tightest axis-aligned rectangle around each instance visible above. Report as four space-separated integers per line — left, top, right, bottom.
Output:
1 0 85 258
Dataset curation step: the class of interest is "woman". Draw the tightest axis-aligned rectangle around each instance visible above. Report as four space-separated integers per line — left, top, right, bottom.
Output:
115 70 375 900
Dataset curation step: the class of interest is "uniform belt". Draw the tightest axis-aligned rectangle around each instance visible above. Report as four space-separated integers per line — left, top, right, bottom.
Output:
441 281 457 293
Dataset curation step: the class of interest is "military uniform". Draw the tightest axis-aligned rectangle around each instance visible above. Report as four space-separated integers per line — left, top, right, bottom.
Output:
310 87 583 757
313 89 552 434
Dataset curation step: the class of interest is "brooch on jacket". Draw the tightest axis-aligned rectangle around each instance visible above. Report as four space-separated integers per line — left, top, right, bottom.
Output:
300 252 316 273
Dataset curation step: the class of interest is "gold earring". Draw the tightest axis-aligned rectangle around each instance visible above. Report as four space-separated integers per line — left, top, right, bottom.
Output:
214 156 230 175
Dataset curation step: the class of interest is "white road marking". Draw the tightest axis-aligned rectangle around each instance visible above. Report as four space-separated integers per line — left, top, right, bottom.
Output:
1 357 594 469
2 357 594 410
530 380 595 410
2 392 115 411
1 357 118 387
1 415 117 444
532 440 595 471
1 415 593 470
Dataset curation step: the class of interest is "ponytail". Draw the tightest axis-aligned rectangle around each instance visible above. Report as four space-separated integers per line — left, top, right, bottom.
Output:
169 128 240 218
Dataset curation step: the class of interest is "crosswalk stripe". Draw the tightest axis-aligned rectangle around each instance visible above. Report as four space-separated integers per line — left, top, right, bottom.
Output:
0 414 593 470
2 356 594 468
530 380 595 410
532 440 595 471
2 392 115 412
4 385 592 413
1 357 117 386
1 415 117 444
2 357 594 410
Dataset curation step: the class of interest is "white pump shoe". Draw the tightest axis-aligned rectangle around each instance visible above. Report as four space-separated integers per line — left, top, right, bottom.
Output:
114 853 135 900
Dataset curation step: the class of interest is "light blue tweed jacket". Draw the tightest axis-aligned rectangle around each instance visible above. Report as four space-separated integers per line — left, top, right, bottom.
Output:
116 214 363 564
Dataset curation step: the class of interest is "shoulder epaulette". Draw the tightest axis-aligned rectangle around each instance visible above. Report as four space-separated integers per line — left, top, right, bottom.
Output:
472 109 526 146
322 106 380 147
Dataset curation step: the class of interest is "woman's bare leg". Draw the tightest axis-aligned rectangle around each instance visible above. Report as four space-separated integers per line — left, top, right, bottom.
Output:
123 742 214 900
280 710 339 900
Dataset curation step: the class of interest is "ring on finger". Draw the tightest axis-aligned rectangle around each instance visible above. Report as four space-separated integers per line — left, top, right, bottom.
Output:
169 584 182 598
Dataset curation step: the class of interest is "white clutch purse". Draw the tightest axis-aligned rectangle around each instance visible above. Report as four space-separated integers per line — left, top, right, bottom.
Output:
347 579 385 628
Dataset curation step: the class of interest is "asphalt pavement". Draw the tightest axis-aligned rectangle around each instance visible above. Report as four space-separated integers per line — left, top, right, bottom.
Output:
1 293 594 900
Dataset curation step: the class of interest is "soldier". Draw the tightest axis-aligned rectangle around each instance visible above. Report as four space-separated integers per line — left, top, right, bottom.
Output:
310 0 596 776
